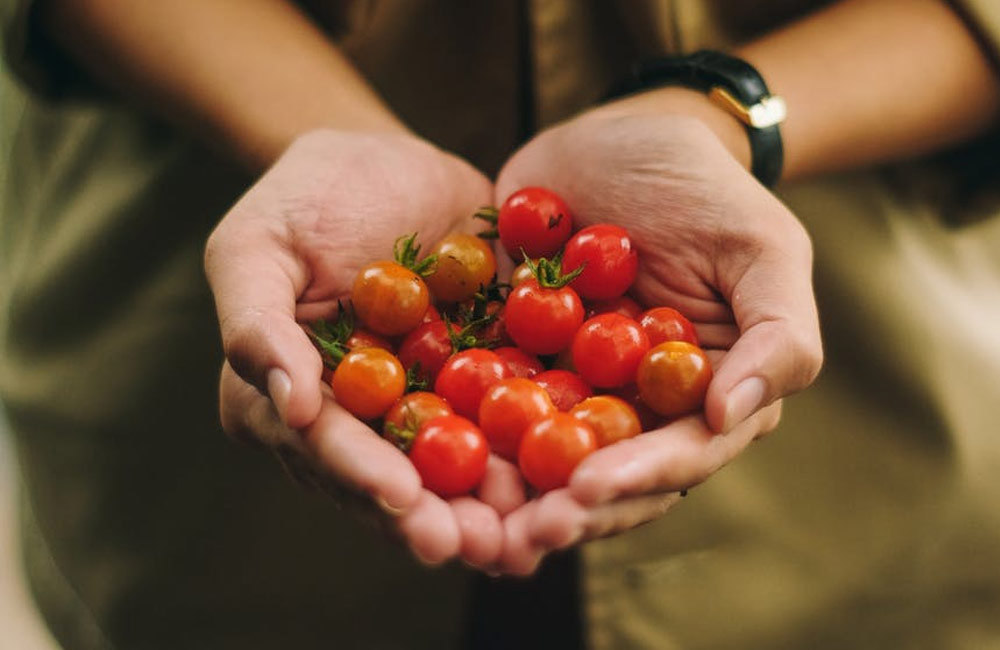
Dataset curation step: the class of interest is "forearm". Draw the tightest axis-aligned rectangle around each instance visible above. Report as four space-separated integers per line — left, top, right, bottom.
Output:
41 0 408 170
608 0 1000 182
739 0 1000 180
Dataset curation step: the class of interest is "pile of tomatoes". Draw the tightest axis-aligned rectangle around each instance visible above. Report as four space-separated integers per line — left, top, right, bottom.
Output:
309 188 712 498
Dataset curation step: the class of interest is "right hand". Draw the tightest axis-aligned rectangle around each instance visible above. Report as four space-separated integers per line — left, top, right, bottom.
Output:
205 130 525 566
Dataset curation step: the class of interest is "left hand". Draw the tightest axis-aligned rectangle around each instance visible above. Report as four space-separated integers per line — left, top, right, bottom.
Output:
490 94 822 574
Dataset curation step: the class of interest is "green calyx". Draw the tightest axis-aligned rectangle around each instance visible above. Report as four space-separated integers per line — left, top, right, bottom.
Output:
522 249 585 289
308 301 354 369
473 206 499 239
443 312 497 352
405 364 429 393
394 233 437 277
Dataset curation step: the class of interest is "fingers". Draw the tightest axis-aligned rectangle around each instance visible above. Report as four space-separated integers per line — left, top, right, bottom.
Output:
395 491 462 565
496 489 683 576
707 206 822 433
568 404 782 507
450 497 504 568
205 206 323 430
477 455 527 516
301 399 424 513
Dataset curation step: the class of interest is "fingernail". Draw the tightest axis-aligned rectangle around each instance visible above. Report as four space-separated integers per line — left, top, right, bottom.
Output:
375 495 405 517
723 377 766 432
267 368 292 423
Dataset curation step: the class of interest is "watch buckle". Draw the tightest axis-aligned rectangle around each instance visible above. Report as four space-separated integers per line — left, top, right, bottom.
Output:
709 87 787 129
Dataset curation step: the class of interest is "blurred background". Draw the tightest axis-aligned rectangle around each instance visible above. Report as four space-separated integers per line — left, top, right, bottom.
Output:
0 414 58 649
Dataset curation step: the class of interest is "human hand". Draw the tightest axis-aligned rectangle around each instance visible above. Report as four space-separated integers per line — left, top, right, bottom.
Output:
491 99 822 573
205 130 525 566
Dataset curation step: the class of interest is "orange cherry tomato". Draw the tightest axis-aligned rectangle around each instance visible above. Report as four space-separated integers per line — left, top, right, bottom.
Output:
331 348 406 420
636 341 712 418
425 233 497 303
570 395 641 447
352 261 430 337
510 261 535 288
478 378 556 461
383 391 453 449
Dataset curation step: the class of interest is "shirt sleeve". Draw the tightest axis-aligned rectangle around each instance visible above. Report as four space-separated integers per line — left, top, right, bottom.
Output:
950 0 1000 70
1 0 96 100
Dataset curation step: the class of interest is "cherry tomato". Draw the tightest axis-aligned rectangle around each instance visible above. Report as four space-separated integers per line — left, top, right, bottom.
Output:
434 348 512 420
498 187 574 260
533 369 593 412
561 224 638 301
510 261 535 287
331 348 406 420
383 391 453 449
422 304 442 323
346 329 394 353
467 300 512 348
570 395 641 447
518 413 597 492
493 346 544 378
571 314 650 388
639 307 699 347
410 415 489 498
636 341 712 417
585 295 643 320
397 320 453 386
504 279 584 355
479 378 556 460
425 233 497 303
605 383 667 432
352 261 430 337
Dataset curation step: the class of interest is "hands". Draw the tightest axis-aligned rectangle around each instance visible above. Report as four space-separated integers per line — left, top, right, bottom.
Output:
206 95 823 575
205 129 525 566
489 95 822 574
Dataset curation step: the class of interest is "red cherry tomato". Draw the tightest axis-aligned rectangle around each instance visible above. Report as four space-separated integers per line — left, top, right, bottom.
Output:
383 391 453 448
570 395 641 448
352 261 430 337
479 378 556 461
346 329 394 353
472 301 513 348
585 295 643 320
498 187 574 260
434 348 513 420
639 307 699 347
518 412 597 492
561 225 638 301
331 348 406 420
533 369 593 412
493 346 544 378
636 341 712 418
571 314 650 389
397 320 453 386
422 305 442 323
425 233 497 303
409 415 489 498
504 279 584 355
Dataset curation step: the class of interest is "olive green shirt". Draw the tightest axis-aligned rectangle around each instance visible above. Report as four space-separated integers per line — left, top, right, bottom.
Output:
3 1 1000 648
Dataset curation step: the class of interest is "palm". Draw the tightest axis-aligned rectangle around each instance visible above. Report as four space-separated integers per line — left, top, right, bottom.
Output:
490 110 821 574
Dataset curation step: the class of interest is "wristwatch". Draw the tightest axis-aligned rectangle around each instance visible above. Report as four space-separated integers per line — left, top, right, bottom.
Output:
608 50 786 187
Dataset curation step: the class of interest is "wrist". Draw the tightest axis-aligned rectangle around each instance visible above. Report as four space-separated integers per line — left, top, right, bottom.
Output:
595 87 753 170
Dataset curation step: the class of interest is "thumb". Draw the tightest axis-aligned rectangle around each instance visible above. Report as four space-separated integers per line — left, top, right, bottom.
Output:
205 219 323 430
705 219 823 433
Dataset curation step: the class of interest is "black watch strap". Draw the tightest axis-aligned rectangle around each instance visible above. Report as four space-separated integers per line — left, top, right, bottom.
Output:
608 50 786 187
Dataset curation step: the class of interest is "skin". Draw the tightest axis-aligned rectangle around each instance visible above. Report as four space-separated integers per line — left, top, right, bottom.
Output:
42 0 1000 574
